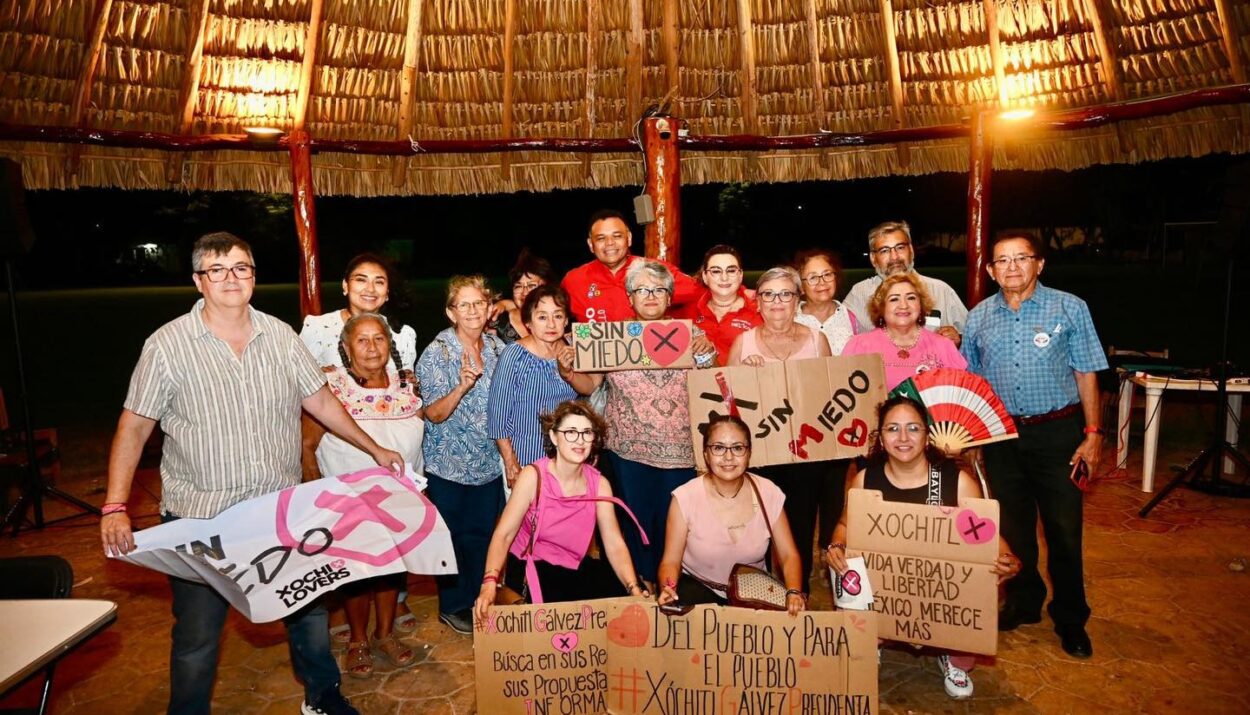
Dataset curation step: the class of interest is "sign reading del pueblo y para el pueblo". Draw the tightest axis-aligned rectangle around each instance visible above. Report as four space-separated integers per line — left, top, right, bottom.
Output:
474 597 878 715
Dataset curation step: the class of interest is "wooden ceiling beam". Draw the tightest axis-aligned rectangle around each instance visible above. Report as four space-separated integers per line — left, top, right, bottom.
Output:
626 0 644 126
662 0 680 98
392 0 426 187
1214 0 1246 85
67 0 115 176
735 0 758 135
982 0 1008 107
165 0 213 183
583 0 599 179
292 0 325 130
878 0 908 166
501 0 517 178
1083 0 1123 101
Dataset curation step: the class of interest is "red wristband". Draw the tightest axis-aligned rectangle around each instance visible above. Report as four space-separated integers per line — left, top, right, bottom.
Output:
1083 426 1104 435
101 503 127 515
482 574 499 585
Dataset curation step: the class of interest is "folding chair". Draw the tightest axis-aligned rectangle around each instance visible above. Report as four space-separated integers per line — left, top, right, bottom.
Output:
0 555 74 715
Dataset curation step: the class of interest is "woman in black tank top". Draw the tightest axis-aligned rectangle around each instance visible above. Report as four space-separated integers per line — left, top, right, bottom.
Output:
823 396 1022 700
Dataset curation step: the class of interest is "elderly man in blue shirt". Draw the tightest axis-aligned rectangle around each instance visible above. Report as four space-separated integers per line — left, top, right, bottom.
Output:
961 232 1107 659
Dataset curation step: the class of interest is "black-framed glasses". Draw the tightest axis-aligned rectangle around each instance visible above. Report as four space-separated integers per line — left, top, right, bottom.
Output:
758 289 797 303
556 428 596 443
706 443 748 457
630 286 671 299
704 267 742 279
872 242 911 257
989 255 1036 268
195 264 255 282
803 270 835 285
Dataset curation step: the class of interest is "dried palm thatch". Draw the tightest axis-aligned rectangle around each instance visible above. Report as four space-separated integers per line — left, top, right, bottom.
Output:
0 0 1248 196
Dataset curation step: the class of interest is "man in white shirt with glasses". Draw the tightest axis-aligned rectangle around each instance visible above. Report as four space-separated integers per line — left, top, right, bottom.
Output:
843 220 968 347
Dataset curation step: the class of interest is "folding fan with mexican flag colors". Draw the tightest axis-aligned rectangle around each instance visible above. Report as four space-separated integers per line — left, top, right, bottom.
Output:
908 369 1019 453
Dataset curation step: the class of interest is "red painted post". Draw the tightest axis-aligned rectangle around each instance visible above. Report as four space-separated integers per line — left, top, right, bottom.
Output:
288 129 322 318
966 111 992 307
642 116 682 264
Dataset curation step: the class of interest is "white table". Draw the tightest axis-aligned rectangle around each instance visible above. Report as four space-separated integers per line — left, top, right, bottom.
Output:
1116 373 1249 492
0 599 117 694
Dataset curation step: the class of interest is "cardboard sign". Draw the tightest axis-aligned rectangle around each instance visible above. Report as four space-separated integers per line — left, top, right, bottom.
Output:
687 355 887 469
846 488 1001 655
475 598 878 715
573 320 695 371
114 466 456 622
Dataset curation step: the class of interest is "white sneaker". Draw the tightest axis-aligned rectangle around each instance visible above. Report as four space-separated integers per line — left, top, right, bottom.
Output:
937 655 973 699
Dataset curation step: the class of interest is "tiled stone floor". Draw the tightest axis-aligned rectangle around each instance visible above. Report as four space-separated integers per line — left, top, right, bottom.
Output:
3 442 1249 714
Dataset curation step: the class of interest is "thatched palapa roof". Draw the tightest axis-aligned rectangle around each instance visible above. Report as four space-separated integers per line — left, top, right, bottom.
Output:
1 0 1249 196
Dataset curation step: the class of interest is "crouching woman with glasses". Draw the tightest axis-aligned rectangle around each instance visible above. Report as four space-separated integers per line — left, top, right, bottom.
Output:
656 414 806 616
474 401 650 622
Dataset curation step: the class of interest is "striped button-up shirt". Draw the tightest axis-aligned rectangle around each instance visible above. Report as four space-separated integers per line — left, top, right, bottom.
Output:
486 342 579 466
124 299 328 518
961 283 1108 417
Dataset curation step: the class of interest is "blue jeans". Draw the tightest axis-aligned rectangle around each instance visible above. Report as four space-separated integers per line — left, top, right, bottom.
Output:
605 452 695 583
163 515 340 714
424 473 503 616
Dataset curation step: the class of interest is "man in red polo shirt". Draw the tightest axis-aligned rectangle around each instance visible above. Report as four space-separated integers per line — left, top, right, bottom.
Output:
562 209 699 323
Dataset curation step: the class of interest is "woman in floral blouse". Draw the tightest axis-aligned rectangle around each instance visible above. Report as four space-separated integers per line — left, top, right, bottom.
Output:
560 260 717 585
417 275 507 635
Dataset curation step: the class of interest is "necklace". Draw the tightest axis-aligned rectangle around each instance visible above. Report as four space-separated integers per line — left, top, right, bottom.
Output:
708 474 746 500
757 325 797 361
887 329 921 359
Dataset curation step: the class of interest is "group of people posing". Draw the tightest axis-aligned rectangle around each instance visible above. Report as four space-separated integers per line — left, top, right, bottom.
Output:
98 211 1108 715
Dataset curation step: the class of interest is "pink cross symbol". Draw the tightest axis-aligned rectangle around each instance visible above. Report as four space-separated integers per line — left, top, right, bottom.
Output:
313 484 405 541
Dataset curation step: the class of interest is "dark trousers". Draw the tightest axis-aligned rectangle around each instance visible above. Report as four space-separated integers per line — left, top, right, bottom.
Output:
605 451 695 584
503 554 621 602
983 414 1090 627
425 472 503 616
163 516 339 715
817 459 852 549
753 461 826 594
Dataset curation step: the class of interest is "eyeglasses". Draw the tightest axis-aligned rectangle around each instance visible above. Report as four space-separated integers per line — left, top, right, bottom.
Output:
704 267 742 279
453 299 489 313
882 424 926 435
556 428 596 443
990 255 1037 268
758 289 797 303
195 264 255 282
803 270 835 285
592 231 628 243
514 282 541 292
872 242 911 257
630 286 671 299
706 442 748 457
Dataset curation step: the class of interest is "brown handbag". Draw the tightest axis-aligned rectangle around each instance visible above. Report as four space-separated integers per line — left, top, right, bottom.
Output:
726 476 789 611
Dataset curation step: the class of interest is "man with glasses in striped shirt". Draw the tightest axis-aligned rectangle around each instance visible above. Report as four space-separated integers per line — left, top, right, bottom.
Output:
844 220 968 346
99 232 405 715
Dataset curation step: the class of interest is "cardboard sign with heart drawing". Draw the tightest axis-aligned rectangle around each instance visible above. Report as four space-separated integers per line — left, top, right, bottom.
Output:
572 320 695 371
473 597 878 715
687 355 887 469
846 488 1002 655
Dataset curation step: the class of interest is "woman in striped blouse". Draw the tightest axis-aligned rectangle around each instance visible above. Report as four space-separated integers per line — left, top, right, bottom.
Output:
487 285 589 488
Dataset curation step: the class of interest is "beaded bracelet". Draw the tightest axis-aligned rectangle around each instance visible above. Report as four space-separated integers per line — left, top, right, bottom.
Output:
785 589 807 601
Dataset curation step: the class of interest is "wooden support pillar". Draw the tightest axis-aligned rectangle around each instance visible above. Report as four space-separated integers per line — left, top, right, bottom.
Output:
643 116 681 264
966 111 992 307
288 129 321 318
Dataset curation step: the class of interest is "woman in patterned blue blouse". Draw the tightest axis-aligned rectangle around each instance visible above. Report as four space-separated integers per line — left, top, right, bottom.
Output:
487 285 589 489
417 275 507 635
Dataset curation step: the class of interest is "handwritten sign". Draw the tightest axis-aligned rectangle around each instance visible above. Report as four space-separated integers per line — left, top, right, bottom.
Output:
687 355 887 469
573 320 694 371
475 598 878 715
113 466 456 623
846 488 1000 655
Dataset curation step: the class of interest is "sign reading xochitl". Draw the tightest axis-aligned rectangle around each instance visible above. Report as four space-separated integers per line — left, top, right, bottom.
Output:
572 320 695 372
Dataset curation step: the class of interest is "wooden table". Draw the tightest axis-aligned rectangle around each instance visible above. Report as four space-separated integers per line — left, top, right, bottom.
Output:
1116 373 1249 492
0 599 116 694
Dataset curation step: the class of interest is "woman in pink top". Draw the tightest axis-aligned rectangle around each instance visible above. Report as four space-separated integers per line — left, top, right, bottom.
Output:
726 266 833 594
841 272 967 390
657 414 806 616
474 401 649 621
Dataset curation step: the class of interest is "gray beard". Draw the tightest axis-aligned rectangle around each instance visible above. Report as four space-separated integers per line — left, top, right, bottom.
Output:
875 260 915 279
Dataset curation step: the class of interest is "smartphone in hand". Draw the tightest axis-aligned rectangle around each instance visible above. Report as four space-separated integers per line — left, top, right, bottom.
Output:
1069 458 1091 492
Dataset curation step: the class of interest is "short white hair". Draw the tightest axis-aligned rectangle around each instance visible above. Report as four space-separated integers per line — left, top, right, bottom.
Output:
755 265 801 293
867 220 911 250
625 260 674 293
